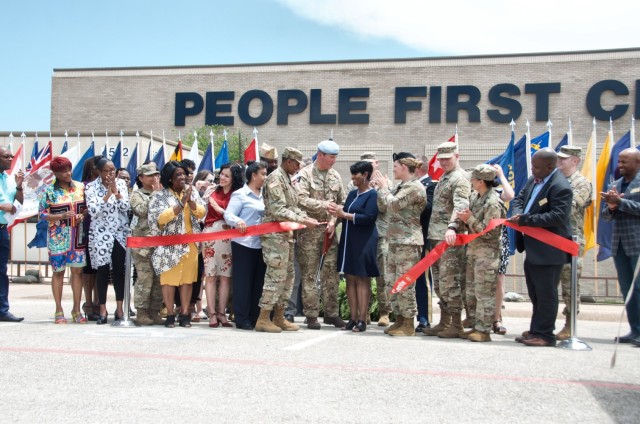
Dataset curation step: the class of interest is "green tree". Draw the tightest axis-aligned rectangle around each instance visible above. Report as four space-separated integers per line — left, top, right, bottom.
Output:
182 125 246 165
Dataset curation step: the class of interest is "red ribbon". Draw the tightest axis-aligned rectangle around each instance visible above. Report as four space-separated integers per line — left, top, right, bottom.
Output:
390 219 579 294
126 221 306 248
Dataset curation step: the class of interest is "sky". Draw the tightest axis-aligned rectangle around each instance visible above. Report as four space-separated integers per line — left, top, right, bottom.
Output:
2 0 639 131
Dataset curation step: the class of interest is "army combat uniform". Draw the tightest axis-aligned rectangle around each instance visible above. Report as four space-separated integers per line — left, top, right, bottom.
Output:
378 176 427 335
296 163 346 321
464 182 506 339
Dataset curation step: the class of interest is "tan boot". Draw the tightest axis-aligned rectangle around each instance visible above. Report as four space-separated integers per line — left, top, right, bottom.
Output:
135 308 154 326
255 308 282 333
388 316 415 337
458 328 475 339
422 309 451 336
149 308 165 325
378 313 390 327
556 316 571 340
384 315 404 334
273 306 300 331
468 331 492 342
437 311 463 338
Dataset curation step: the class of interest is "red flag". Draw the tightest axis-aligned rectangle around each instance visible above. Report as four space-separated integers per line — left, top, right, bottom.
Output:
244 138 257 164
9 144 23 177
427 135 456 181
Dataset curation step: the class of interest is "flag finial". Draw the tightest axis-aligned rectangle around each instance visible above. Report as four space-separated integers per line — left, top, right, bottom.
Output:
64 131 68 139
546 119 553 130
509 119 515 132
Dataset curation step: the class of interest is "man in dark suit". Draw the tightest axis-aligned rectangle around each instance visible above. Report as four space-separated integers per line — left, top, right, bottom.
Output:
415 158 436 331
601 148 640 344
509 149 573 347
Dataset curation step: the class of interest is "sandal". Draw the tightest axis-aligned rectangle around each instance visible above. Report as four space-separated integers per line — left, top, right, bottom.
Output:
165 315 176 328
492 321 507 335
178 314 191 328
352 320 366 333
54 311 67 324
217 312 233 327
208 312 219 328
71 311 88 324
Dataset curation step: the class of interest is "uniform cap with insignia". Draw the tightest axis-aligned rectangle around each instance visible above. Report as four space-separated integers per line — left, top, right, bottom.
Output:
557 146 582 159
470 163 497 181
137 162 159 176
318 139 340 155
282 147 304 165
360 151 377 162
436 141 457 159
260 143 278 160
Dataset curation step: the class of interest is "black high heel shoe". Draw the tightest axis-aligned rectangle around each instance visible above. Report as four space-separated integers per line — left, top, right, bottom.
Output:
165 315 176 328
343 319 356 331
353 320 366 333
178 314 191 328
96 314 108 325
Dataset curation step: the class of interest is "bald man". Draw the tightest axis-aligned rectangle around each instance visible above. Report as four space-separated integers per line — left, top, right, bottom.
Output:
509 149 573 347
601 148 640 345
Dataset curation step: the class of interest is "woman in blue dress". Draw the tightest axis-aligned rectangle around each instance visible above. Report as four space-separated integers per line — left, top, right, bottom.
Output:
330 161 379 333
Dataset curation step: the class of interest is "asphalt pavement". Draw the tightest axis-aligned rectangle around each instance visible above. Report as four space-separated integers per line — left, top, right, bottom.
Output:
1 283 639 423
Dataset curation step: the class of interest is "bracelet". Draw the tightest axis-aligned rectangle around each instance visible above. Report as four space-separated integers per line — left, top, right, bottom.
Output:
16 186 23 191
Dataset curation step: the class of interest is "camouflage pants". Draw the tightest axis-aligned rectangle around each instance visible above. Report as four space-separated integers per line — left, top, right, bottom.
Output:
465 246 499 333
429 239 466 314
387 244 420 319
296 227 340 318
132 250 163 311
558 245 584 316
259 232 296 310
376 236 392 315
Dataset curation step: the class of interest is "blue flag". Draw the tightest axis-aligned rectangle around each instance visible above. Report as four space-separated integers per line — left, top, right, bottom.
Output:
597 130 631 261
555 133 568 152
72 142 95 181
152 145 165 171
198 141 214 173
101 145 107 158
61 140 68 154
125 144 138 188
530 131 550 156
26 141 39 172
144 141 151 164
215 140 229 169
111 142 122 169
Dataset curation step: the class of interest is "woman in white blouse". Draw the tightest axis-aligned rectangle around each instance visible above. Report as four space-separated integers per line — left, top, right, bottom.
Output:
85 158 130 324
223 161 268 331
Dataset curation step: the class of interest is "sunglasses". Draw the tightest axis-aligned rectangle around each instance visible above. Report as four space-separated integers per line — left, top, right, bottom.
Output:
393 152 415 161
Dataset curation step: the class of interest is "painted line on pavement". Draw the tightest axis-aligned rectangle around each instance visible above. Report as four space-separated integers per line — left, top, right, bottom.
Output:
1 345 639 392
283 330 346 351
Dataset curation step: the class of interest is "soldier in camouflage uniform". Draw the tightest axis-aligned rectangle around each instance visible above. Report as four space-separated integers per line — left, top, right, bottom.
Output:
296 139 347 329
256 147 319 333
130 163 164 325
373 152 427 337
457 164 506 342
423 142 471 338
556 146 592 340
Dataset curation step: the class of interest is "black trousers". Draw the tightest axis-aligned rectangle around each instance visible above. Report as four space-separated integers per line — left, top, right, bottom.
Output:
97 241 126 304
524 259 562 343
231 242 266 327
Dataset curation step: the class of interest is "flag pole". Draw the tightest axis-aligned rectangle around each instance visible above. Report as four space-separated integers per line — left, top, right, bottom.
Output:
631 116 636 148
119 130 124 167
162 130 167 164
546 119 553 147
568 120 573 146
525 120 532 178
135 131 140 167
253 127 259 161
8 133 13 154
209 129 215 168
592 117 598 279
76 131 81 156
105 131 110 159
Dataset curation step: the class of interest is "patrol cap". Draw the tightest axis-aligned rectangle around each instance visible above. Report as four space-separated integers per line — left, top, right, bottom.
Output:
260 143 278 160
470 164 497 181
137 162 159 176
282 147 304 165
318 139 340 155
557 146 582 159
360 151 377 162
436 141 457 159
392 152 415 161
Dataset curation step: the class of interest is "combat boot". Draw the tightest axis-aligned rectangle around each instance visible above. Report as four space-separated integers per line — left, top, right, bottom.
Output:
324 315 346 328
388 316 415 337
149 308 165 325
468 331 491 342
458 328 475 339
377 313 390 327
556 316 571 340
306 317 321 330
273 306 300 331
255 308 282 333
437 311 463 338
384 315 403 334
135 308 154 326
422 309 451 336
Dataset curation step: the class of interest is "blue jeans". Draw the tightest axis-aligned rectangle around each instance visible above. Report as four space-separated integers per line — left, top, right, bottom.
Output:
0 228 11 316
612 242 640 335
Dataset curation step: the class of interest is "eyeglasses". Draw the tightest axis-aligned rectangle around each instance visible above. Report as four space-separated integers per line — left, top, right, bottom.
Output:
1 155 13 159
